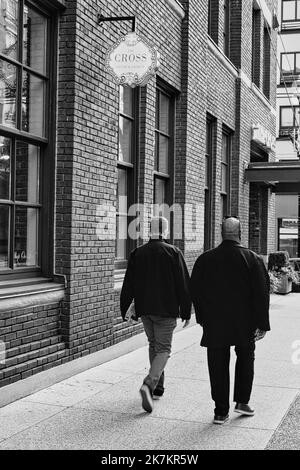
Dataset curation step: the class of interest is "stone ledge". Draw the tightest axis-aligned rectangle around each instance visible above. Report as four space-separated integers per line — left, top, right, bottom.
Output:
0 284 65 313
163 0 185 19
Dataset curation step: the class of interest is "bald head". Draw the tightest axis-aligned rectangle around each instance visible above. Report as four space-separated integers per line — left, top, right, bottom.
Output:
150 216 169 239
221 217 241 242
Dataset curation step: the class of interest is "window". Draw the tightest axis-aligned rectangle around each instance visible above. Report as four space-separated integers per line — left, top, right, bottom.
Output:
252 7 261 88
280 106 300 128
282 0 300 22
220 129 232 221
153 85 175 224
208 0 218 44
263 25 271 99
0 1 54 274
204 116 215 251
223 0 230 57
116 86 138 268
281 52 300 81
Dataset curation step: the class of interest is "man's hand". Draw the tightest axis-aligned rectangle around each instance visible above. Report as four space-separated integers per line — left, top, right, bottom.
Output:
182 319 190 328
254 328 266 341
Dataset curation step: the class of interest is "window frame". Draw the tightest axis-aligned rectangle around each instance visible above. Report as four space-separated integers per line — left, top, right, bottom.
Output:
280 105 300 129
204 115 215 251
0 0 57 280
153 82 176 241
208 0 219 44
220 127 232 221
115 86 139 270
223 0 231 58
263 24 271 99
280 51 300 81
281 0 300 23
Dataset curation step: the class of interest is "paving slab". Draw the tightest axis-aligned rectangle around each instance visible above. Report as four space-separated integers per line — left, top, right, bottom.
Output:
0 408 183 450
0 400 65 442
22 377 114 407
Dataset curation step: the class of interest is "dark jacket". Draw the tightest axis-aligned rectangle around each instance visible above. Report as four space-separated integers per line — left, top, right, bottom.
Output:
120 239 191 320
190 240 270 347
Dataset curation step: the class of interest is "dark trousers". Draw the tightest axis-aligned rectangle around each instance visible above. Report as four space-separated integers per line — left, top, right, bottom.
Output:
207 342 255 416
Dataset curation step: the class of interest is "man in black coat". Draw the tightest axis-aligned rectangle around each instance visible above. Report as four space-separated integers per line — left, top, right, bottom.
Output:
191 217 270 424
121 216 191 413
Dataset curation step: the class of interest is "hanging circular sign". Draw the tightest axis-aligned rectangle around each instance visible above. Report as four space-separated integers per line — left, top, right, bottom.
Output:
105 32 160 87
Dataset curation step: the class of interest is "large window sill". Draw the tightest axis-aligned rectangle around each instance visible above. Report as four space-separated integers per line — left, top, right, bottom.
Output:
0 277 66 312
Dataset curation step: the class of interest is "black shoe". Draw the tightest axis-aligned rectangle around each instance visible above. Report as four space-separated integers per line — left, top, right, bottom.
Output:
140 384 153 413
213 414 229 425
234 403 255 416
153 388 164 398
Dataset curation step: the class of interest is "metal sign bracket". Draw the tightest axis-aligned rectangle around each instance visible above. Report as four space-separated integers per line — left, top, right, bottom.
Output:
97 13 136 32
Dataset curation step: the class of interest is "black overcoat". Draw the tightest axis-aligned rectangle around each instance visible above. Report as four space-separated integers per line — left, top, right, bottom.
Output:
190 240 270 347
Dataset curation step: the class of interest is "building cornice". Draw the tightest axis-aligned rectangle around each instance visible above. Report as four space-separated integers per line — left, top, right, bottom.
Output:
163 0 185 20
207 37 239 78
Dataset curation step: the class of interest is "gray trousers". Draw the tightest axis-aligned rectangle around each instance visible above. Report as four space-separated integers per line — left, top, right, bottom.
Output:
141 315 177 392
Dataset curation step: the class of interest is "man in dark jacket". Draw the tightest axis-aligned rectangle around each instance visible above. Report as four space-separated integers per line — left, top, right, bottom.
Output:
121 216 191 413
191 217 270 425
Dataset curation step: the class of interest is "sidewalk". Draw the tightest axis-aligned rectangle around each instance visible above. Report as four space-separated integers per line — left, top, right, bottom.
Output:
0 293 299 450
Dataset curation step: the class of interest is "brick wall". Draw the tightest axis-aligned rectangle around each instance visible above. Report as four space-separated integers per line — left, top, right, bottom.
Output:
0 0 279 388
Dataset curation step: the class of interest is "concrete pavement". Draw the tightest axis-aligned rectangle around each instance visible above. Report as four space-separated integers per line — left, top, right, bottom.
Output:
0 293 299 450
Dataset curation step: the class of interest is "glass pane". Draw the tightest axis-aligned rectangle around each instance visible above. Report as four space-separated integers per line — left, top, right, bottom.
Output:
297 0 300 19
0 59 17 128
281 107 294 126
221 163 227 193
222 134 228 163
0 205 9 269
158 135 169 174
205 155 209 188
296 54 300 74
116 215 127 260
0 0 18 60
154 178 165 205
0 136 11 199
14 206 38 267
117 168 127 214
119 86 133 116
282 54 294 74
22 72 45 136
118 116 132 163
282 0 296 20
159 92 169 134
16 141 40 203
23 5 47 74
222 195 228 220
206 122 212 154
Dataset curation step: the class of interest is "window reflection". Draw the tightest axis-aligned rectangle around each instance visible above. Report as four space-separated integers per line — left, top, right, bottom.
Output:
0 205 9 269
0 136 11 199
23 5 47 74
0 59 17 128
0 0 18 60
16 141 40 203
14 206 38 267
22 72 45 136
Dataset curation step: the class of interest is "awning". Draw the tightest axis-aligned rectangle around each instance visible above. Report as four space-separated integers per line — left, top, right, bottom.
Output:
245 161 300 183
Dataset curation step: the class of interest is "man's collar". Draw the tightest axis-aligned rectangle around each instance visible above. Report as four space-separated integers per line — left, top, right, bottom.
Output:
221 239 241 245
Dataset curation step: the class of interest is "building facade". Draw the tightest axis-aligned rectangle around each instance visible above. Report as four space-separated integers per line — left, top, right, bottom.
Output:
275 0 300 258
0 0 278 388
